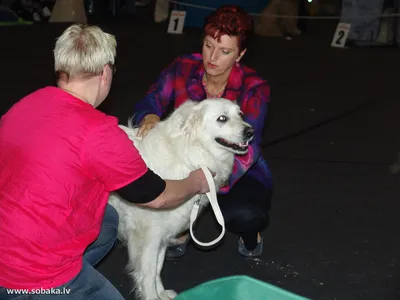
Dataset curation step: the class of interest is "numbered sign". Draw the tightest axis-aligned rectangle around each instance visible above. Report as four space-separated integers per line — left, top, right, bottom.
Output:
167 10 186 34
331 23 351 48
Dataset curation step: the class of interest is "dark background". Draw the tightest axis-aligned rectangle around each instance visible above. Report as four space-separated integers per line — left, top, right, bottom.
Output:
1 4 400 300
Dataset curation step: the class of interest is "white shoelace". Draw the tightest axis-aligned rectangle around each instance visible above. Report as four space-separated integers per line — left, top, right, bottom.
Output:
189 166 226 247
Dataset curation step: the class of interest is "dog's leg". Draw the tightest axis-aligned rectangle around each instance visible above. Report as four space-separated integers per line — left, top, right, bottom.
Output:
124 235 145 298
123 232 160 300
136 240 164 300
156 243 177 299
155 244 167 295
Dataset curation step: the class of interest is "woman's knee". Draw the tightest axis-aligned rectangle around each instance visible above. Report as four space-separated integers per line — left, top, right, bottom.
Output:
218 177 273 233
103 204 119 228
93 204 119 252
225 204 269 234
103 204 119 238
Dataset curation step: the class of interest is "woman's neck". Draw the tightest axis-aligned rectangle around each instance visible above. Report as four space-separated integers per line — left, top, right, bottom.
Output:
203 71 230 98
204 70 230 88
58 78 98 107
205 74 227 86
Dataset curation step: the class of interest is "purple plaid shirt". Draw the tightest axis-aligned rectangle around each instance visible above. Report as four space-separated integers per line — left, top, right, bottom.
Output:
133 53 273 193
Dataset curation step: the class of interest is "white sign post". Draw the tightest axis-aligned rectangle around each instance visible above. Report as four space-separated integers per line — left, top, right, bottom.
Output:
331 23 351 48
167 10 186 34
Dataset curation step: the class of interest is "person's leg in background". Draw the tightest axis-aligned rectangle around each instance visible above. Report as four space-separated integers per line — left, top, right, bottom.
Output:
0 204 124 300
217 175 272 257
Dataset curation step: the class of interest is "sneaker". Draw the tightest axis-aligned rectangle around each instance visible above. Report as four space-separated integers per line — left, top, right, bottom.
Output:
238 233 263 258
165 234 190 260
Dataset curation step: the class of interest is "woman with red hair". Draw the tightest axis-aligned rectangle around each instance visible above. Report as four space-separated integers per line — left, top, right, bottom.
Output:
133 5 273 258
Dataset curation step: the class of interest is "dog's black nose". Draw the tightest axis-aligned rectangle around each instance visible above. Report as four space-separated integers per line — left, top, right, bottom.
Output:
243 126 254 139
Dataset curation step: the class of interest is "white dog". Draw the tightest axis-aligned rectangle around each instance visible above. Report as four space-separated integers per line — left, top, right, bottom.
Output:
108 98 254 300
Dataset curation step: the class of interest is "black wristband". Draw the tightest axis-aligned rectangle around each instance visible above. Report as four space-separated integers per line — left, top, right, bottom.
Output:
115 169 166 204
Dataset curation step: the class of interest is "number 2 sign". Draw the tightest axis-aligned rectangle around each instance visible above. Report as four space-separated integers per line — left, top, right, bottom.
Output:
331 23 351 48
167 10 186 34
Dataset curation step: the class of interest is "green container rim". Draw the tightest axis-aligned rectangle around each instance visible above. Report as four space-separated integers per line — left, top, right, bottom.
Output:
176 275 310 300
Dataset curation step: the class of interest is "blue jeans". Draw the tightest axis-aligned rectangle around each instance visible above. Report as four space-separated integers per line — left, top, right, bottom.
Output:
0 204 123 300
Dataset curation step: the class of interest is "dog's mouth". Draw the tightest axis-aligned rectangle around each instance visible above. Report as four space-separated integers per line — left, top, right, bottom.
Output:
215 137 249 153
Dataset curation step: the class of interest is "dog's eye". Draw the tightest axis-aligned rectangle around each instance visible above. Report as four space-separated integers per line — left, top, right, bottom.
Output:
217 115 228 123
239 111 244 118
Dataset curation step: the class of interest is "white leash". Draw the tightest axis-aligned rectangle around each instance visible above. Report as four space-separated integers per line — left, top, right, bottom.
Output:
189 166 225 247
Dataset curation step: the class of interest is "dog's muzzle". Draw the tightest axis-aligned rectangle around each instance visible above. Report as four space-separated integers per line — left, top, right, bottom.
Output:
243 126 254 140
215 125 254 153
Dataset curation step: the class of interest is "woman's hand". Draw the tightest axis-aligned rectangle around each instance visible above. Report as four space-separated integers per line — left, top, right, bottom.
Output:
137 114 160 137
187 168 216 194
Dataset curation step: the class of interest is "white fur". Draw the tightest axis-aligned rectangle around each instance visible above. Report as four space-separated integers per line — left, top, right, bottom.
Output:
108 98 253 300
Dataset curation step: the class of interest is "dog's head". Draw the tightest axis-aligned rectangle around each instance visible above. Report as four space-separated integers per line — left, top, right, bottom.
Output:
166 98 254 155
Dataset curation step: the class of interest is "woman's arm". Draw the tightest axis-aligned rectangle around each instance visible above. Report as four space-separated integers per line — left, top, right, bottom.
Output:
133 58 180 126
116 168 211 209
219 80 270 194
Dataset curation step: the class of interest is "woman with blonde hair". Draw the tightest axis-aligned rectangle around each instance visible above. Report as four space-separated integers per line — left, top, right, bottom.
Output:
0 24 211 299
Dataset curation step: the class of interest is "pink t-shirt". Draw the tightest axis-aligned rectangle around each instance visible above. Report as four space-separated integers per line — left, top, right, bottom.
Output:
0 86 147 289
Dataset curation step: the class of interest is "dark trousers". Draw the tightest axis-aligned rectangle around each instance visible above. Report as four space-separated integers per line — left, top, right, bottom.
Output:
218 175 272 250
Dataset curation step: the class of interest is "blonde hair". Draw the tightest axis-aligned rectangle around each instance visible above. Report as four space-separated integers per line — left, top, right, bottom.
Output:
54 24 116 80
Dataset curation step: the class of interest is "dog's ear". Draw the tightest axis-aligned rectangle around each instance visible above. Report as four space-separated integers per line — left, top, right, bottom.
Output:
166 100 202 138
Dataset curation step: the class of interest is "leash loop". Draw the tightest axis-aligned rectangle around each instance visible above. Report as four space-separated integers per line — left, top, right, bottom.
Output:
189 166 226 247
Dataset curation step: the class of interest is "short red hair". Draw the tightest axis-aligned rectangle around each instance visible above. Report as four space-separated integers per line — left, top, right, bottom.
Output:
203 5 253 52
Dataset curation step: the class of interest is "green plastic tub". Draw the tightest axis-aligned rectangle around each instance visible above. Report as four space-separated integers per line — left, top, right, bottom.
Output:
175 275 310 300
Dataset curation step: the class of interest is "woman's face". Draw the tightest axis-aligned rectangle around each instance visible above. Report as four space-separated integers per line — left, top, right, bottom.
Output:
202 34 246 77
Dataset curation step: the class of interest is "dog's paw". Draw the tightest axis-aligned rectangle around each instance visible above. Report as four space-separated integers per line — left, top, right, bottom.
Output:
159 289 178 299
166 290 178 299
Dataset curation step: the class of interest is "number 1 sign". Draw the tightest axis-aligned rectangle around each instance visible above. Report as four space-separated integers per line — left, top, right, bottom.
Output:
331 23 351 48
167 10 186 34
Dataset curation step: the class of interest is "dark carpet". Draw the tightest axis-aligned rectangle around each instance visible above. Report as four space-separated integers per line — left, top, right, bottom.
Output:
1 7 399 300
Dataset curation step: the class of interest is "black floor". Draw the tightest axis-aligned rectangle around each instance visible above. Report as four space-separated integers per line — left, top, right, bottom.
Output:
1 9 400 300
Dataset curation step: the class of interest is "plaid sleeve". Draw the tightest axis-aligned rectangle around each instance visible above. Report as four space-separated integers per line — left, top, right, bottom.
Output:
132 58 179 125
